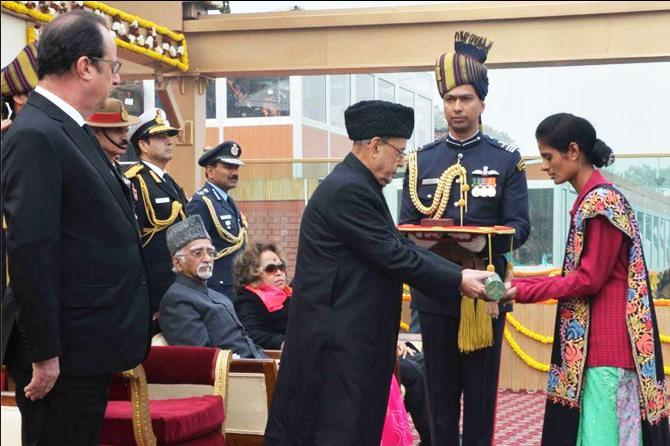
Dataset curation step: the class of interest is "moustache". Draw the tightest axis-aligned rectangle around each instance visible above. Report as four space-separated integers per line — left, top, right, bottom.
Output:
229 175 239 181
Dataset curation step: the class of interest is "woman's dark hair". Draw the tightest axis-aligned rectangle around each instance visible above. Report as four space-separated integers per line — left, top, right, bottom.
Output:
535 113 615 168
37 10 107 79
234 242 286 293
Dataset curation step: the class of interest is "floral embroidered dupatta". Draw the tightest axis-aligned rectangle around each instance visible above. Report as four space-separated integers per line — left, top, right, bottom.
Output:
541 184 669 446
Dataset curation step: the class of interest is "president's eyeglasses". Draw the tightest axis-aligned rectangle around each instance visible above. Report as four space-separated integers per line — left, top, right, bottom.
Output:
90 57 122 75
381 139 407 160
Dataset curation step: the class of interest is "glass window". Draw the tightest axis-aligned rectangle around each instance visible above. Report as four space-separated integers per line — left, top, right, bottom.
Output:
206 78 216 119
398 72 433 97
329 75 351 129
398 88 413 108
226 76 289 118
112 81 144 116
355 74 374 102
653 215 660 268
664 218 670 269
398 88 415 149
303 75 326 122
415 95 432 147
378 79 395 102
154 89 164 110
518 188 554 266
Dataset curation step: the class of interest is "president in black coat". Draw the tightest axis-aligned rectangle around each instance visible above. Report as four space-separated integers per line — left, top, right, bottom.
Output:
1 11 150 445
264 100 493 445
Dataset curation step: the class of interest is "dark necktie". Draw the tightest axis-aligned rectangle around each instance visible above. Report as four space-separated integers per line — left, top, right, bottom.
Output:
163 172 180 198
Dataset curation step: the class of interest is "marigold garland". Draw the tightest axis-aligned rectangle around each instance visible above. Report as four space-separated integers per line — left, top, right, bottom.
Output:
26 23 37 44
506 313 553 344
1 1 188 71
505 317 670 375
503 326 550 372
84 1 188 71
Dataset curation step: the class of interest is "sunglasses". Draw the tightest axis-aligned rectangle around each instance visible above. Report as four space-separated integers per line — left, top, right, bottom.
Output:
263 263 286 274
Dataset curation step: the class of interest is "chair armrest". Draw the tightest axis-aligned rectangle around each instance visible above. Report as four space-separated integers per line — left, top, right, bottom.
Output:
1 391 16 406
119 366 157 446
230 358 278 407
264 350 282 360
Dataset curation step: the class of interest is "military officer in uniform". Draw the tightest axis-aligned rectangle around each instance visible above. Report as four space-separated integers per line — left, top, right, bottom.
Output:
126 108 188 314
87 98 139 165
400 31 530 445
186 141 247 300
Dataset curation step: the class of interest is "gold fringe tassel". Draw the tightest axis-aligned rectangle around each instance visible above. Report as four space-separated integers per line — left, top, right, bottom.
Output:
458 297 493 353
454 31 493 52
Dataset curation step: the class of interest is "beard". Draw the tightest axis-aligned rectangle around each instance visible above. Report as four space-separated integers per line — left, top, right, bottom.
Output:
197 265 213 280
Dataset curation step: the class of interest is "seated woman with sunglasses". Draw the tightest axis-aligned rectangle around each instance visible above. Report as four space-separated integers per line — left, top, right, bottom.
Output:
233 243 292 350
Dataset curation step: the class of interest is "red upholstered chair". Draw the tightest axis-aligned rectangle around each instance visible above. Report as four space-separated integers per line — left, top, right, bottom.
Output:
100 346 232 446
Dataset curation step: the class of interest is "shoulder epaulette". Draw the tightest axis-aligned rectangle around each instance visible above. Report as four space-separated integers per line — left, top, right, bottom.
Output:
483 135 519 153
123 163 144 179
416 137 445 153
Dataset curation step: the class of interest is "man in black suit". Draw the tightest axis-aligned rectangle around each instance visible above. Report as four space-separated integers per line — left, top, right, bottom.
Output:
125 107 187 314
265 100 493 445
1 10 150 445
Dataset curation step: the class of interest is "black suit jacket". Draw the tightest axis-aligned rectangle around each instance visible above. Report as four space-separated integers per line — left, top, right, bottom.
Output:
1 92 150 376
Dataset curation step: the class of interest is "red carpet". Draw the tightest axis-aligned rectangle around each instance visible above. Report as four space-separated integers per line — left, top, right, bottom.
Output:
409 390 546 445
492 390 546 445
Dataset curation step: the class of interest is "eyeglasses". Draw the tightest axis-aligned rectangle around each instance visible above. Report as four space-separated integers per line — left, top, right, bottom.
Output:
90 57 122 75
263 263 286 274
381 139 407 160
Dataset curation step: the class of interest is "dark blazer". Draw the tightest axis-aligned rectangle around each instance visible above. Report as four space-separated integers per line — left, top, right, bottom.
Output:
186 183 245 299
125 161 188 313
265 153 463 445
159 274 265 359
1 92 150 376
234 287 290 350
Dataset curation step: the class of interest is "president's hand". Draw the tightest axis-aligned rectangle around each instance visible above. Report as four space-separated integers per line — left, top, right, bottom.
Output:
459 269 494 300
24 356 60 401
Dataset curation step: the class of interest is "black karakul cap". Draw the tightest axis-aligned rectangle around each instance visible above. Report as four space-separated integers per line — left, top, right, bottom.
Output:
198 140 245 167
344 100 414 141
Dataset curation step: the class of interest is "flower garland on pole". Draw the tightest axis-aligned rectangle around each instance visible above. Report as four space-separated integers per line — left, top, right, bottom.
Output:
503 326 550 372
2 1 189 71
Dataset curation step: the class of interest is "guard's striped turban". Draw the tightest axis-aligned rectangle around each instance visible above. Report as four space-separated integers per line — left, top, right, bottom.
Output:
435 31 493 100
1 43 38 97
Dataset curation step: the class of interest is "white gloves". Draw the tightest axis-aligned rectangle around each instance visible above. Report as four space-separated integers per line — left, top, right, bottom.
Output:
453 234 486 252
407 233 441 250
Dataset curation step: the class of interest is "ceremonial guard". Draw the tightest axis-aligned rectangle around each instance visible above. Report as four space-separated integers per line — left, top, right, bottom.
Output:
399 31 530 445
126 108 188 314
186 141 247 300
87 98 139 167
